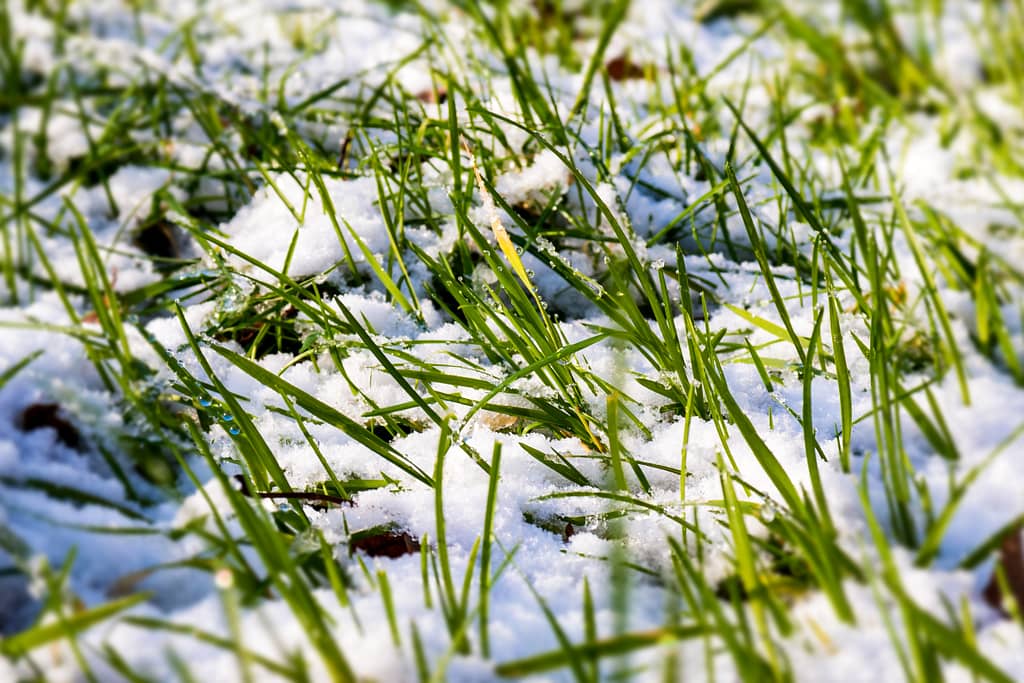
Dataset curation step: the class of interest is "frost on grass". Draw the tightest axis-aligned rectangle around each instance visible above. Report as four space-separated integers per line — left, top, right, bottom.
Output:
2 0 1024 681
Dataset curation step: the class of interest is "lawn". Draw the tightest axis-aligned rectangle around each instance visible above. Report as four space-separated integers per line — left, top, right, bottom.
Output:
2 0 1024 681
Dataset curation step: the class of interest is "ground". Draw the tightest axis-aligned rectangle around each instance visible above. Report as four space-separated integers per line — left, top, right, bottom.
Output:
2 1 1024 681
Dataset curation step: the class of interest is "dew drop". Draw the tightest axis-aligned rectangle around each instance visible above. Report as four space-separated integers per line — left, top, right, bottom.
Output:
221 413 235 422
228 426 241 435
198 398 212 407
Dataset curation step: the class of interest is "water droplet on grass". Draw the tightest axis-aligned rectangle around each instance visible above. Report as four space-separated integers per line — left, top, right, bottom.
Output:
198 398 212 407
221 413 234 422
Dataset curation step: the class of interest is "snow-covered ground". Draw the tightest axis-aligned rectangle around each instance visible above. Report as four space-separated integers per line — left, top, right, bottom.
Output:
2 1 1024 681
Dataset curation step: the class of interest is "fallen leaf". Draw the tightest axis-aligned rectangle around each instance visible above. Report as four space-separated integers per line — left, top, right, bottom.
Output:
415 87 447 104
479 410 520 430
350 530 420 558
133 220 180 259
606 55 646 81
983 526 1024 615
18 403 82 450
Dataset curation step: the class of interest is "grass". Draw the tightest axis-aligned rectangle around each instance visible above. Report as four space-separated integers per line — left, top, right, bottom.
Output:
1 0 1023 681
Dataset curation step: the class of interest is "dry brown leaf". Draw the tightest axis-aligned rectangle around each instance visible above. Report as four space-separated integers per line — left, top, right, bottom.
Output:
983 526 1024 615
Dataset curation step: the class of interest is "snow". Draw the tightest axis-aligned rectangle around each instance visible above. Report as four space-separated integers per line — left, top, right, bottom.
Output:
2 0 1024 681
221 174 386 278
